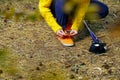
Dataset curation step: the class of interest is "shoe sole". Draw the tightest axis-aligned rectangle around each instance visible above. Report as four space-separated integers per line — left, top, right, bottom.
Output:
62 44 74 47
57 38 74 47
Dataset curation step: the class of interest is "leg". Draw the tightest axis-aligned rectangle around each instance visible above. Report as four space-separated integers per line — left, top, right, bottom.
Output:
90 0 109 18
50 0 68 29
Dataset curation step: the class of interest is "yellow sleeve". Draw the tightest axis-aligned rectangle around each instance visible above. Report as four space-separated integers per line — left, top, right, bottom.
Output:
39 0 62 33
71 0 90 31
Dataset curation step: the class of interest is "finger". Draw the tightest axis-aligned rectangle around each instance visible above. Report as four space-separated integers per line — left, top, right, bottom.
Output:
57 30 63 35
60 30 66 35
70 31 74 34
71 33 76 36
58 31 65 37
70 31 75 35
70 31 77 36
58 33 63 37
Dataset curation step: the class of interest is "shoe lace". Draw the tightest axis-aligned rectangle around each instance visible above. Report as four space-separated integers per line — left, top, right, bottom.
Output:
62 34 71 39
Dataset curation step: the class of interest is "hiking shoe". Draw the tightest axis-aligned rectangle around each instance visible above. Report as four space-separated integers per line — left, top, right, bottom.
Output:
57 35 74 47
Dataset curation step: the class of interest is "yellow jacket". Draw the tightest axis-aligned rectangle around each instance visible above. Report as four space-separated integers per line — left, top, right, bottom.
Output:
39 0 90 33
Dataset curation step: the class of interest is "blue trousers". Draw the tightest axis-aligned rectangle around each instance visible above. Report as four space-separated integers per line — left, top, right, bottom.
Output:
50 0 109 29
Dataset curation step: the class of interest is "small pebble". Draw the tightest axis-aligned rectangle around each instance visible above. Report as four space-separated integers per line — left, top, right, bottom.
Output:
78 76 83 80
71 64 79 74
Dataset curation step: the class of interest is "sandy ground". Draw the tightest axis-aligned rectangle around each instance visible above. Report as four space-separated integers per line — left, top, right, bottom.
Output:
0 0 120 80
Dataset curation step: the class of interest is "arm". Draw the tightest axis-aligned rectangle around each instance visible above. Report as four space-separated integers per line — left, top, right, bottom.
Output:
39 0 62 33
71 0 90 31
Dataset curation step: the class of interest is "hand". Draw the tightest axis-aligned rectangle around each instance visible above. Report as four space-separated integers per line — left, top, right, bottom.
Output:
56 30 66 37
70 30 78 36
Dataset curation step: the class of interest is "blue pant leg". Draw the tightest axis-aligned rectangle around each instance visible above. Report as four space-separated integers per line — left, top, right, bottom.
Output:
50 0 68 29
90 0 109 18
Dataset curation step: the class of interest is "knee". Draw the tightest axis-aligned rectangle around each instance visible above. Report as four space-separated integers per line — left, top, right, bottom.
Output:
91 1 109 18
99 2 109 18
